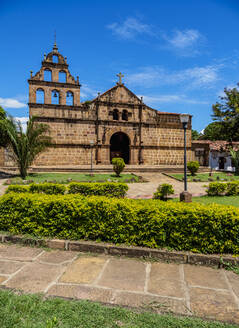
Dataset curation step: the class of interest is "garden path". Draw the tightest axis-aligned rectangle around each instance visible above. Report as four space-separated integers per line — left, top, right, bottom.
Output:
127 173 208 199
0 244 238 325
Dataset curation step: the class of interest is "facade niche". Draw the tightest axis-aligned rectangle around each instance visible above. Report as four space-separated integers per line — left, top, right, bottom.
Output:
59 70 67 83
52 90 60 105
36 88 44 104
44 69 52 81
113 109 119 120
122 110 128 121
66 91 74 106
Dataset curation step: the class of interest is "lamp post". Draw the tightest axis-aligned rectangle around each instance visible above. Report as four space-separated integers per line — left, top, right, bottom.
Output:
179 114 192 203
90 140 94 176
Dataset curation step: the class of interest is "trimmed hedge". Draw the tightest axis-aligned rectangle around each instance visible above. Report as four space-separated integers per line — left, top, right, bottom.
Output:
29 183 66 195
5 185 29 193
68 182 128 198
207 181 239 196
0 193 239 254
5 182 128 198
5 183 66 195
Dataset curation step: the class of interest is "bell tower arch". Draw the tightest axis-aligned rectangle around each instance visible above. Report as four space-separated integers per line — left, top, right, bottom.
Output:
28 41 81 116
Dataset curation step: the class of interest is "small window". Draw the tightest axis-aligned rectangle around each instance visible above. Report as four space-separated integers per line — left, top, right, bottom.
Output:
113 109 119 120
36 89 44 104
66 91 74 106
52 90 59 105
44 69 52 81
52 55 58 63
122 110 128 121
59 71 67 83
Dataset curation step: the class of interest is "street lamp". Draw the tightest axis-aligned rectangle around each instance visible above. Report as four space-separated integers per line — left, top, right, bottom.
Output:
179 114 192 203
90 140 94 176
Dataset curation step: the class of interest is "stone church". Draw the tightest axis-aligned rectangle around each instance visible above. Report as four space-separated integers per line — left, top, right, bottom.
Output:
1 43 193 168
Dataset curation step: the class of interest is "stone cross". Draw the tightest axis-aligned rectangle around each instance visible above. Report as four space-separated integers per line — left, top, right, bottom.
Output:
117 72 124 84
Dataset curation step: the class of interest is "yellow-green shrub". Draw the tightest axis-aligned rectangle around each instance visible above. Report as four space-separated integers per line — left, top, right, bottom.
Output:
207 181 239 196
5 185 29 193
0 193 239 254
29 183 66 195
68 182 128 198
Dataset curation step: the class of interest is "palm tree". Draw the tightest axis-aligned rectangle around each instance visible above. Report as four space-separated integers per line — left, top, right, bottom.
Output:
230 148 239 175
0 116 52 179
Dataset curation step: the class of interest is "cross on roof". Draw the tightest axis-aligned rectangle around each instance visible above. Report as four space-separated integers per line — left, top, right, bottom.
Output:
117 72 124 84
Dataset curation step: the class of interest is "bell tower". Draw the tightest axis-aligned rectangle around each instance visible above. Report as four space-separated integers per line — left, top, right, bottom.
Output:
28 41 81 116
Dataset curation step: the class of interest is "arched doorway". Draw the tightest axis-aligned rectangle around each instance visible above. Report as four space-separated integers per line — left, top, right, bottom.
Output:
110 132 130 164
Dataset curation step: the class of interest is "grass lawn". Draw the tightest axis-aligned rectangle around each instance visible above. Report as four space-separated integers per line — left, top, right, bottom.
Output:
0 290 236 328
168 172 239 182
171 195 239 208
8 172 140 184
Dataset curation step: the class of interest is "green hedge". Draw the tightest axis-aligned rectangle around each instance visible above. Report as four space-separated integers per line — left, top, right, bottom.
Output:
5 182 128 198
1 193 239 254
5 183 66 195
207 181 239 196
68 182 128 198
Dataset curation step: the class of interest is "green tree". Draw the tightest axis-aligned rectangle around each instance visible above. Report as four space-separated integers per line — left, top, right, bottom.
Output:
191 129 200 140
201 122 225 140
230 148 239 175
0 106 10 147
0 116 52 179
211 84 239 141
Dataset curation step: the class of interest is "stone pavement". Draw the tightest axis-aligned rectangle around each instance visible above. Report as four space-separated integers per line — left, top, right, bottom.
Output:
0 244 238 324
127 173 208 199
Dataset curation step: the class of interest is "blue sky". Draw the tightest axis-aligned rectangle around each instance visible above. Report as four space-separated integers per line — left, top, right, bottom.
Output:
1 0 239 132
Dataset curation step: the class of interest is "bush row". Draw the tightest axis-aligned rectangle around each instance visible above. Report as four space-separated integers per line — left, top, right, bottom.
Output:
5 182 128 198
1 193 239 254
206 181 239 196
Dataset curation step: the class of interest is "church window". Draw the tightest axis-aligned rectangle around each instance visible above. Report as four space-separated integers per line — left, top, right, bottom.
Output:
66 91 74 106
122 110 128 121
52 90 60 105
59 71 67 83
52 55 58 63
113 109 119 120
36 88 44 104
44 69 52 81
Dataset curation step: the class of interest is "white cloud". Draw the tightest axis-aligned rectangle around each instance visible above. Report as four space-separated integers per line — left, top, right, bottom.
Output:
126 65 220 88
14 117 28 133
0 97 26 108
166 29 201 49
80 85 98 100
140 94 208 106
163 29 205 56
107 17 152 39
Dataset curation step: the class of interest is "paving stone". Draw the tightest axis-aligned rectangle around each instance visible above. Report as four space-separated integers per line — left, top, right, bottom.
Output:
98 258 146 292
190 287 239 323
148 262 184 298
114 291 189 315
0 260 25 274
184 264 228 289
37 250 76 264
60 257 106 284
226 270 239 297
47 284 113 303
0 276 7 284
5 262 63 292
0 245 43 262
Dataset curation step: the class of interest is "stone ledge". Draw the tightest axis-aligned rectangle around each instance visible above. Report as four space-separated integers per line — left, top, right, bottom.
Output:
0 233 238 269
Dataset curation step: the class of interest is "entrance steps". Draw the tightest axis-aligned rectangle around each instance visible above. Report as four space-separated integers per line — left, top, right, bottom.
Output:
0 165 210 174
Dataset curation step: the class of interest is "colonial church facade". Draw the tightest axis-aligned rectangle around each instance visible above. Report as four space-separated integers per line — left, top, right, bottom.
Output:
6 43 193 167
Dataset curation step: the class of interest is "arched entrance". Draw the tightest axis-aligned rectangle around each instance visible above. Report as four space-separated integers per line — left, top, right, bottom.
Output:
110 132 130 164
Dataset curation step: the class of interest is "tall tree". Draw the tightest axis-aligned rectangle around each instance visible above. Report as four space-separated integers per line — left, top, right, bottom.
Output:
0 106 9 147
200 122 226 140
0 116 52 178
211 84 239 141
191 129 201 140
